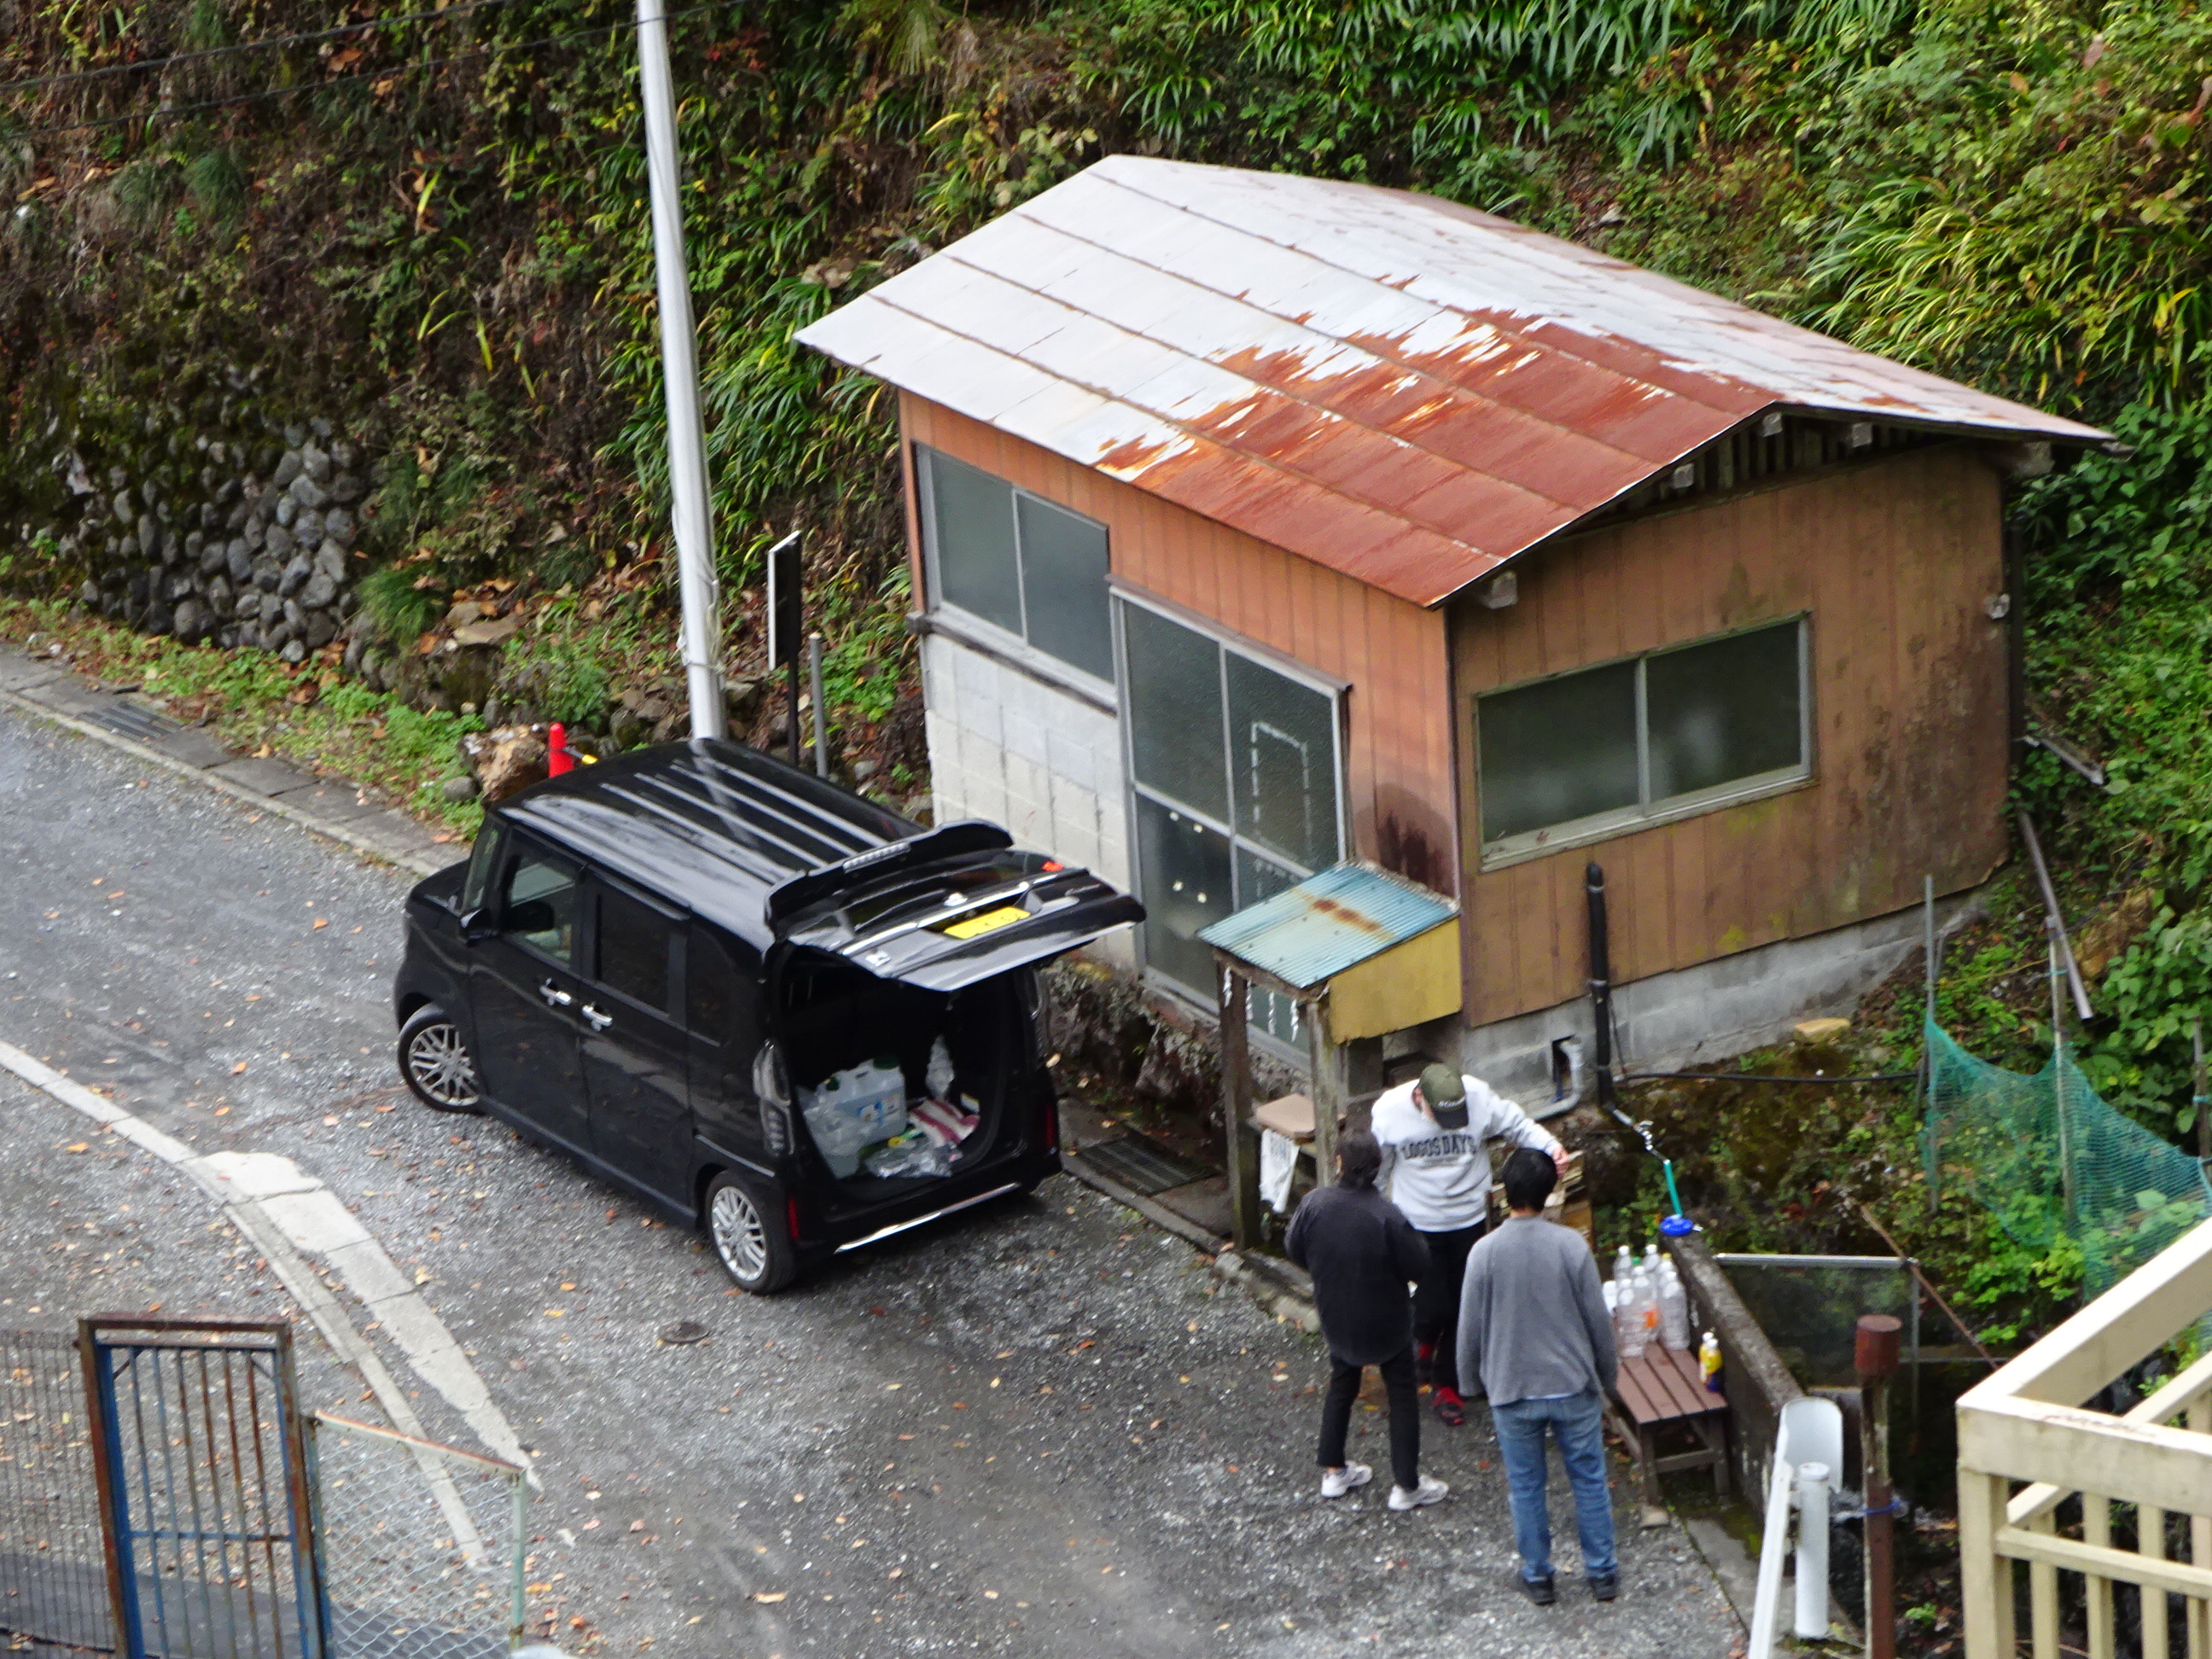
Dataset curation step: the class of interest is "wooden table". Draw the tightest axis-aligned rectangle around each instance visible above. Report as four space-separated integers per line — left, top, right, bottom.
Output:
1608 1346 1730 1506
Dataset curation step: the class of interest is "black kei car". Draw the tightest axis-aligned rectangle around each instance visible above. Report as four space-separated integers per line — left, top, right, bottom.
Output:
391 739 1142 1292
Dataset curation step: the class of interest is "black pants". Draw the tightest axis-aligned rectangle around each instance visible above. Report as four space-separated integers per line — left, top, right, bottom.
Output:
1317 1345 1420 1492
1412 1220 1487 1396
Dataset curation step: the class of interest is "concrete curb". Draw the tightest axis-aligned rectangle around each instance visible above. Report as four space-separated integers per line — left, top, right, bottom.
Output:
0 1035 532 1481
0 646 463 879
1061 1149 1319 1333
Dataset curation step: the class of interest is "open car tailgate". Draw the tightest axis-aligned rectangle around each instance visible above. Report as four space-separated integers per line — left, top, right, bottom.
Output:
767 823 1144 991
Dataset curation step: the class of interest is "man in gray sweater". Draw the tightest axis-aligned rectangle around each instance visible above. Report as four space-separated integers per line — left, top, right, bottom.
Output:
1456 1147 1619 1605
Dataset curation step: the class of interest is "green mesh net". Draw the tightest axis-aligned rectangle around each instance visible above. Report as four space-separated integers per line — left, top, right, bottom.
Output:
1924 1021 2212 1296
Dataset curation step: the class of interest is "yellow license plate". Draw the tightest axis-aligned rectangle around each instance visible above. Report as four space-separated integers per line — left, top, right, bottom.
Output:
942 905 1028 940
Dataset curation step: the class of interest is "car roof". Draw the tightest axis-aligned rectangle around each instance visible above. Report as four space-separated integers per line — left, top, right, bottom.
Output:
495 740 920 952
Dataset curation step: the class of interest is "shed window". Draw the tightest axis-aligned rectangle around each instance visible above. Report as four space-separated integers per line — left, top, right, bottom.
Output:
919 447 1113 682
1120 597 1343 1021
1477 618 1807 861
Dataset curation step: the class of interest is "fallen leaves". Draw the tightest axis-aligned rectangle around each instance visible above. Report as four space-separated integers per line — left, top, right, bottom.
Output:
751 1592 786 1604
230 1062 248 1075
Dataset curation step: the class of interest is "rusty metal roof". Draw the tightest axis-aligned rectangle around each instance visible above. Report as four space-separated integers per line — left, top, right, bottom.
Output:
796 158 2110 608
1198 862 1455 992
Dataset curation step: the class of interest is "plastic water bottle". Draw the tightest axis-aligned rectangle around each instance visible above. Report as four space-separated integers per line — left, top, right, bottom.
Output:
1699 1330 1723 1392
1624 1269 1657 1359
1636 1268 1662 1348
1642 1240 1662 1275
1614 1277 1647 1359
1659 1264 1690 1350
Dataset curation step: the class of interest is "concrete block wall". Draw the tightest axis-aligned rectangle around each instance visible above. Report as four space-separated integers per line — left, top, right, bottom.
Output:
922 632 1134 969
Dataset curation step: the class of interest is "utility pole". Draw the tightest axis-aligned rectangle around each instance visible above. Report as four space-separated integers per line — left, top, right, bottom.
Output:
635 0 725 741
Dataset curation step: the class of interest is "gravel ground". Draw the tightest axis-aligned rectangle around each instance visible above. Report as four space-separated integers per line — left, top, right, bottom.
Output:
0 707 1743 1657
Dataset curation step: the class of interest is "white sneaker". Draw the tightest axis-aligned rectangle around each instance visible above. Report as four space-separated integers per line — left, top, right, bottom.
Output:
1321 1463 1372 1499
1388 1475 1449 1511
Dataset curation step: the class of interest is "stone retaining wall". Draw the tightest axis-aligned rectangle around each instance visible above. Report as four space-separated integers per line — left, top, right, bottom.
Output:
20 387 370 667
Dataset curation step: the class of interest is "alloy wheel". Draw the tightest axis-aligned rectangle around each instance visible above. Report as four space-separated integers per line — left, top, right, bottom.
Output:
711 1185 770 1284
405 1020 480 1109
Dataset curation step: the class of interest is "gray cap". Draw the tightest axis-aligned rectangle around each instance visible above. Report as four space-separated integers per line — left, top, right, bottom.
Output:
1417 1062 1465 1107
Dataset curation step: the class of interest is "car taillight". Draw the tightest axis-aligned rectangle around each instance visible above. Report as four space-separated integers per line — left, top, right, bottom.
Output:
786 1196 802 1242
1043 1092 1059 1155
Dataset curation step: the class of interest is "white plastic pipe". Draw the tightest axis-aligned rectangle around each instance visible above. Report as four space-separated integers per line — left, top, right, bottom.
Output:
1795 1460 1831 1639
635 0 725 741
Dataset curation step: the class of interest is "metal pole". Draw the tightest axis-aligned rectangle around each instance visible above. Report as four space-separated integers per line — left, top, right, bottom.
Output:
788 654 802 768
1923 874 1937 1023
807 632 829 778
1858 1313 1902 1659
2195 1015 2208 1166
2018 811 2091 1021
509 1472 529 1651
1586 861 1617 1109
2049 921 2075 1222
635 0 725 742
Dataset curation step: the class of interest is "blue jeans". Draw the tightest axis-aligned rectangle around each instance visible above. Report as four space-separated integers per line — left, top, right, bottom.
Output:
1490 1388 1617 1582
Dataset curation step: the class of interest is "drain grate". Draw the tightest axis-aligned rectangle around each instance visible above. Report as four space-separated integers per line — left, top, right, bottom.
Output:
85 700 180 742
1079 1132 1209 1196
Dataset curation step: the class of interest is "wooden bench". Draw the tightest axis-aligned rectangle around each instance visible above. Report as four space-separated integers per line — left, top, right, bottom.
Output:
1607 1346 1730 1507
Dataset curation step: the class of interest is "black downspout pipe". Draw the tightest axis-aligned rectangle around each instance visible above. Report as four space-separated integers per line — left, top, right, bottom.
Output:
1586 860 1617 1109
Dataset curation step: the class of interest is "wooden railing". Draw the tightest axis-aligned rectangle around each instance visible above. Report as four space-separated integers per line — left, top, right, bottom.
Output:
1958 1213 2212 1658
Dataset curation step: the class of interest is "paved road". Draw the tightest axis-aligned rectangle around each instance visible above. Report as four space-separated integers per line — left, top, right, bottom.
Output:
0 705 1740 1657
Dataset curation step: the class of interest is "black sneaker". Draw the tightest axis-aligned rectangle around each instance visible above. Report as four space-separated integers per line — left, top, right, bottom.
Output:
1588 1571 1619 1602
1516 1572 1557 1606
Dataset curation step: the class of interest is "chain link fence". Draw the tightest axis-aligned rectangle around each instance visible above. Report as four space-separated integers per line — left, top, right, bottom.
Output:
0 1329 113 1654
307 1414 525 1659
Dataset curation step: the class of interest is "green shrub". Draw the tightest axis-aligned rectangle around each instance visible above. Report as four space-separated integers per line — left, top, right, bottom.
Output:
356 565 443 646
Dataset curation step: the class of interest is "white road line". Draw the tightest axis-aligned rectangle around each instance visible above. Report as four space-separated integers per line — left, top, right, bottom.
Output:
0 1036 533 1483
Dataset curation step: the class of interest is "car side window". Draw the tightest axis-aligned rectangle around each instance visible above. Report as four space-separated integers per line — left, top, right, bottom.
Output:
500 850 579 963
462 818 507 915
687 927 759 1054
595 885 674 1014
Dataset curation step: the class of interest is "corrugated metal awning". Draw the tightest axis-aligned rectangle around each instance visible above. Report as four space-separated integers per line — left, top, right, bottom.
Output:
1199 862 1456 993
797 157 2110 608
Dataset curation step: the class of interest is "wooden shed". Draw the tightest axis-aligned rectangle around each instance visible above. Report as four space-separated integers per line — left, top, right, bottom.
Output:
797 157 2110 1096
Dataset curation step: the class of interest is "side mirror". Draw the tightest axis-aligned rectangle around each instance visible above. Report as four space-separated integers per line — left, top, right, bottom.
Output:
460 908 497 944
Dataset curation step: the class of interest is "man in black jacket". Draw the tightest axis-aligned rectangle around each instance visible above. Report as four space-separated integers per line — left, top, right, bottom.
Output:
1285 1130 1448 1511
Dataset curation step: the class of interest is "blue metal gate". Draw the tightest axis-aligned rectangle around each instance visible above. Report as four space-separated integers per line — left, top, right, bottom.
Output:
80 1318 326 1659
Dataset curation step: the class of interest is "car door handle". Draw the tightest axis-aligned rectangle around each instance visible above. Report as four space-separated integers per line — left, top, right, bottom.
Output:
538 981 574 1009
580 1004 613 1032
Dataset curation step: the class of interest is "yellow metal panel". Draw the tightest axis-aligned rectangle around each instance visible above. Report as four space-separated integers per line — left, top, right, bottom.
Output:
1327 918 1461 1041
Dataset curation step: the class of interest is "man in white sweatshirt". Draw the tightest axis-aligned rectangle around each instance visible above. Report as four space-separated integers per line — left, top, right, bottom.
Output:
1371 1062 1565 1426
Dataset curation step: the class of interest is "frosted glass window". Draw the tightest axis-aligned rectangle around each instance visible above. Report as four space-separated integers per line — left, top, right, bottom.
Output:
1647 621 1802 800
1016 495 1112 679
1478 661 1639 843
920 447 1113 682
1476 619 1807 856
1228 653 1337 871
1134 796 1232 994
1125 604 1228 820
1118 595 1345 1009
925 452 1021 635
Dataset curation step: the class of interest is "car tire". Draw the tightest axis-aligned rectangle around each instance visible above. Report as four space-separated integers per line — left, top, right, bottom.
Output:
706 1171 797 1294
398 1004 484 1114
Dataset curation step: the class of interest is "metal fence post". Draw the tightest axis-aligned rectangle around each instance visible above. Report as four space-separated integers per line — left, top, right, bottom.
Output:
76 1320 137 1659
510 1472 529 1650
